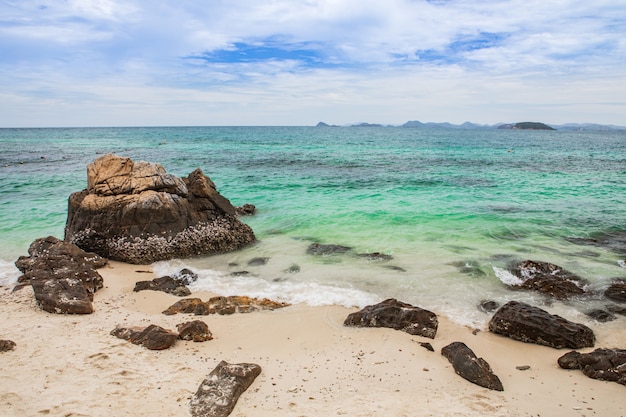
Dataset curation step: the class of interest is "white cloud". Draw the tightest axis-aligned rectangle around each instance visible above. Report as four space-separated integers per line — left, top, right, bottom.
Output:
0 0 625 126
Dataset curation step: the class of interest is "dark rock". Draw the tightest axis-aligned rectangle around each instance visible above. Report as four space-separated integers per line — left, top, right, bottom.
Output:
516 365 531 371
247 257 269 266
357 252 393 261
133 275 191 297
15 236 106 314
507 260 587 299
419 342 434 352
558 349 626 386
177 320 213 342
172 268 198 285
585 309 616 322
478 300 500 313
110 324 178 350
450 260 486 277
284 264 300 273
190 361 262 417
163 296 289 316
441 342 504 391
488 301 595 349
64 154 255 264
383 265 407 272
566 231 626 256
306 243 352 256
0 340 16 352
235 204 256 216
607 305 626 316
605 280 626 303
343 298 438 339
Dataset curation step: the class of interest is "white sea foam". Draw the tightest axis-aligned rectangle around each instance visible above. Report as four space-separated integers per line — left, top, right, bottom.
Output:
152 260 380 308
0 259 20 286
618 259 626 269
492 266 524 286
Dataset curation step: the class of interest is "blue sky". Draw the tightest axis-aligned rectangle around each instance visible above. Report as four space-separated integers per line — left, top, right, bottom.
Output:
0 0 625 126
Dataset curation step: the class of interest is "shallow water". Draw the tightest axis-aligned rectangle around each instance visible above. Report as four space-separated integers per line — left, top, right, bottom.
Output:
1 126 625 326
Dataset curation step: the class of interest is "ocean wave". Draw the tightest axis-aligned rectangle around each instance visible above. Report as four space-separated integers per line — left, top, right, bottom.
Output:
0 259 20 286
152 260 380 308
492 266 524 286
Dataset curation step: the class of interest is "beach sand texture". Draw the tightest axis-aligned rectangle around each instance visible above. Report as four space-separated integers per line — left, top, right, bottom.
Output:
1 261 624 417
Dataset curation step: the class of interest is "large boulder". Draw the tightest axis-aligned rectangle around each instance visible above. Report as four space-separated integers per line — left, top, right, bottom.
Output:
14 236 107 314
441 342 504 391
489 301 595 349
190 361 262 417
558 348 626 386
343 298 438 339
64 154 255 264
506 260 587 299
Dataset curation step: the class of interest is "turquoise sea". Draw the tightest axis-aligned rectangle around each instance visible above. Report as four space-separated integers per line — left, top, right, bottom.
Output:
1 126 625 326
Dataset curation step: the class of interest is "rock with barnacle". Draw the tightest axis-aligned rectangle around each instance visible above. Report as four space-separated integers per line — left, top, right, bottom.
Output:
64 154 255 264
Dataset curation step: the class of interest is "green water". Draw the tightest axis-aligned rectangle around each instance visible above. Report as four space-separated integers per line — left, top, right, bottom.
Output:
1 127 625 324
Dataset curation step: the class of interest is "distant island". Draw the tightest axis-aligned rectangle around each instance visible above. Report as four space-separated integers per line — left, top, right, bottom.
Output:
315 120 624 131
497 122 555 130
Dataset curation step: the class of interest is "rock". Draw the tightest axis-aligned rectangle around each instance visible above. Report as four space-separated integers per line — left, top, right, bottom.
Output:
284 264 300 273
64 154 255 264
190 361 262 417
357 252 393 261
14 236 106 314
506 260 587 299
133 275 191 297
177 320 213 342
607 305 626 316
585 309 616 322
566 231 626 256
162 296 289 316
489 301 595 349
110 324 178 350
558 348 626 386
247 257 269 266
235 204 256 216
306 243 352 256
0 340 16 352
171 268 198 285
419 342 434 352
441 342 504 391
605 280 626 302
343 298 438 339
478 300 500 313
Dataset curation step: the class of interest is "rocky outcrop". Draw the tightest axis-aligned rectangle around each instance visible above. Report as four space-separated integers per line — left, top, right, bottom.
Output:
441 342 504 391
134 276 191 297
0 340 16 352
343 298 438 339
110 324 178 350
306 243 352 256
489 301 595 349
14 236 107 314
605 280 626 302
177 320 213 342
558 349 626 386
506 260 587 299
190 361 262 417
162 296 289 316
64 154 255 264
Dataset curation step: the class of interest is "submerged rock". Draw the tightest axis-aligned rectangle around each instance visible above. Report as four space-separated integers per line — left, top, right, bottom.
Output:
14 236 107 314
162 296 289 316
64 154 255 264
478 300 500 313
190 361 262 417
306 243 352 256
605 280 626 303
585 309 616 322
506 260 587 299
441 342 504 391
488 301 595 349
558 348 626 386
343 298 438 339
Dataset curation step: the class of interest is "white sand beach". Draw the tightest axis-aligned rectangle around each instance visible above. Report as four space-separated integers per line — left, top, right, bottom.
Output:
0 261 624 417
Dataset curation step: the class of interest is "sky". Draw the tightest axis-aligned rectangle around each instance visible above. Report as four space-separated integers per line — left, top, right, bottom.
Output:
1 0 625 127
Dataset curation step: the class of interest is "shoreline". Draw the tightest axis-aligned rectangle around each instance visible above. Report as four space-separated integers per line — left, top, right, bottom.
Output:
0 261 624 417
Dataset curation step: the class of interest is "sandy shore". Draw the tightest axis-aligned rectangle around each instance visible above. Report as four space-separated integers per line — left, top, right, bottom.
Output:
0 261 624 417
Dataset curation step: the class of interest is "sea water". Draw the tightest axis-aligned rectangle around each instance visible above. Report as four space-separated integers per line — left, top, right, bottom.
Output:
1 126 625 326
